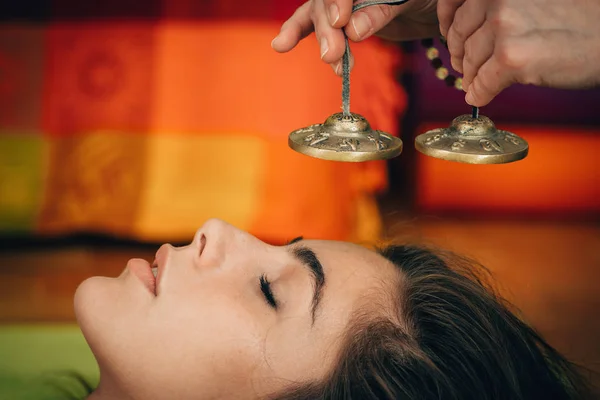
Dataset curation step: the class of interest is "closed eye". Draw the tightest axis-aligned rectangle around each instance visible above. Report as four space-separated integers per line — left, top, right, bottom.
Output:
259 275 278 310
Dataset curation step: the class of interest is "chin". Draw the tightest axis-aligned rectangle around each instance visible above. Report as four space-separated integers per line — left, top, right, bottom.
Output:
74 276 120 347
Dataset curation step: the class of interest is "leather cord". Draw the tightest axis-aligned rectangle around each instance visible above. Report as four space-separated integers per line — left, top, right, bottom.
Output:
342 0 411 115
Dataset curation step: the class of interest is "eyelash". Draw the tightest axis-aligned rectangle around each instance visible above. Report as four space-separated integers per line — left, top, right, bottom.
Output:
259 274 278 310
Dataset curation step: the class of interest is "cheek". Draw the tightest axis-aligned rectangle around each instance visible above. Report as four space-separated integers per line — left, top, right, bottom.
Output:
155 287 265 353
140 287 269 396
261 321 335 386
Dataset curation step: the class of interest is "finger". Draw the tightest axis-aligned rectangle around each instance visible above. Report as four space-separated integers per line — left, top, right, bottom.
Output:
323 0 354 28
271 2 314 53
446 0 486 73
330 51 355 76
345 4 403 42
461 22 494 92
313 0 347 64
437 0 465 38
465 54 515 107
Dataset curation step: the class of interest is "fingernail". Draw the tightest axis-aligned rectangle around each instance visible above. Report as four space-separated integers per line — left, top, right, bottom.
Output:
450 58 463 74
334 61 341 75
320 37 329 59
328 3 340 26
465 92 474 105
271 35 279 48
351 12 371 39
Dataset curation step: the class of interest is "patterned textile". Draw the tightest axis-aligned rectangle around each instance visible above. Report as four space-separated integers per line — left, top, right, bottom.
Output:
0 1 407 243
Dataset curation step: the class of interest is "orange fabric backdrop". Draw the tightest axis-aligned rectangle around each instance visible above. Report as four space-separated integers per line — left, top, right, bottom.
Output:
415 123 600 216
0 20 406 244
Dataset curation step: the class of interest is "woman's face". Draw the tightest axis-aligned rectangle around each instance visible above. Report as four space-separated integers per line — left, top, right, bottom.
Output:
75 219 399 399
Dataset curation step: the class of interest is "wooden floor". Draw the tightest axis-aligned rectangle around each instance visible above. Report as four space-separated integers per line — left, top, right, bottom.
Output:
1 210 599 389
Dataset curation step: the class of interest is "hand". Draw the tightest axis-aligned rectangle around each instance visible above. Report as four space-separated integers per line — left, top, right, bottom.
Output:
439 0 600 107
271 0 439 76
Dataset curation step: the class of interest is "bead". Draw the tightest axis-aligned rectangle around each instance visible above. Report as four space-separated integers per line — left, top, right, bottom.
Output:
431 58 443 69
436 67 449 80
421 40 464 92
455 77 463 90
444 75 457 87
426 47 439 60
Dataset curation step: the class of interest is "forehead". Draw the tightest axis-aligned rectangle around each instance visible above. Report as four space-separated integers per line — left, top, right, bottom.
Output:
302 239 393 269
300 239 399 310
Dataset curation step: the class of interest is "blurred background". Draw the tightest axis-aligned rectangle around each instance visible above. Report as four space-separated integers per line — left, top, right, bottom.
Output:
0 0 598 397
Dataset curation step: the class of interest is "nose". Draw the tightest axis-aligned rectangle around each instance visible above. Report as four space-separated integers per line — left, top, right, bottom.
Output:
193 218 264 268
155 243 174 267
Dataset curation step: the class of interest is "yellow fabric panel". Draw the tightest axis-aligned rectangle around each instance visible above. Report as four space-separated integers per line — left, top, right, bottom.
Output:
38 131 147 237
133 134 266 242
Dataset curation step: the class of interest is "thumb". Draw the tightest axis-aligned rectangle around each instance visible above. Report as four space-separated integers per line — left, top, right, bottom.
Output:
345 4 403 42
465 55 515 107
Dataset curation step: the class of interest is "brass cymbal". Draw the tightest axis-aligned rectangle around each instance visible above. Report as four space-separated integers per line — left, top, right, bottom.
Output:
288 112 403 162
415 114 528 164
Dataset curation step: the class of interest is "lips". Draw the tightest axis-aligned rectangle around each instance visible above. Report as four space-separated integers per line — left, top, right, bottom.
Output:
127 258 156 295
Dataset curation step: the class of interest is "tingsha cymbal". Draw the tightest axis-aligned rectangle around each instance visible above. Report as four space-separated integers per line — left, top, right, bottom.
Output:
288 112 403 162
415 114 528 164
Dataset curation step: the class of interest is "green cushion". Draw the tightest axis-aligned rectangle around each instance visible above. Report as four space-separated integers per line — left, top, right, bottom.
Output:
0 325 98 399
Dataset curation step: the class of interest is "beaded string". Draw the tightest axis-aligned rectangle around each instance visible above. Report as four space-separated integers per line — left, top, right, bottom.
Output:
420 37 479 119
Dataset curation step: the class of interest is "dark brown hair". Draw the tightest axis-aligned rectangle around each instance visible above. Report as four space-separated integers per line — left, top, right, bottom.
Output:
273 245 593 400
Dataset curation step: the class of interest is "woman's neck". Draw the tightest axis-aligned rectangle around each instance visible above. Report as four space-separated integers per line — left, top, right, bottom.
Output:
87 378 129 400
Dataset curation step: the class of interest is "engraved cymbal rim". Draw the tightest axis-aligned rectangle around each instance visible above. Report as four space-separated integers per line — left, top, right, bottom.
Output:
414 114 529 164
288 112 403 162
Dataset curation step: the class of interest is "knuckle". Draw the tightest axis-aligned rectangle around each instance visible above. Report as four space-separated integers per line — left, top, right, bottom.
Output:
496 43 524 69
449 23 467 42
449 11 469 41
489 7 516 33
378 4 392 20
438 0 460 18
447 29 463 53
281 17 295 31
463 37 476 64
476 77 494 98
470 82 483 102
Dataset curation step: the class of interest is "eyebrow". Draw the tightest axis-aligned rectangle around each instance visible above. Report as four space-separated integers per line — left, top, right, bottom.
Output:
286 237 325 325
